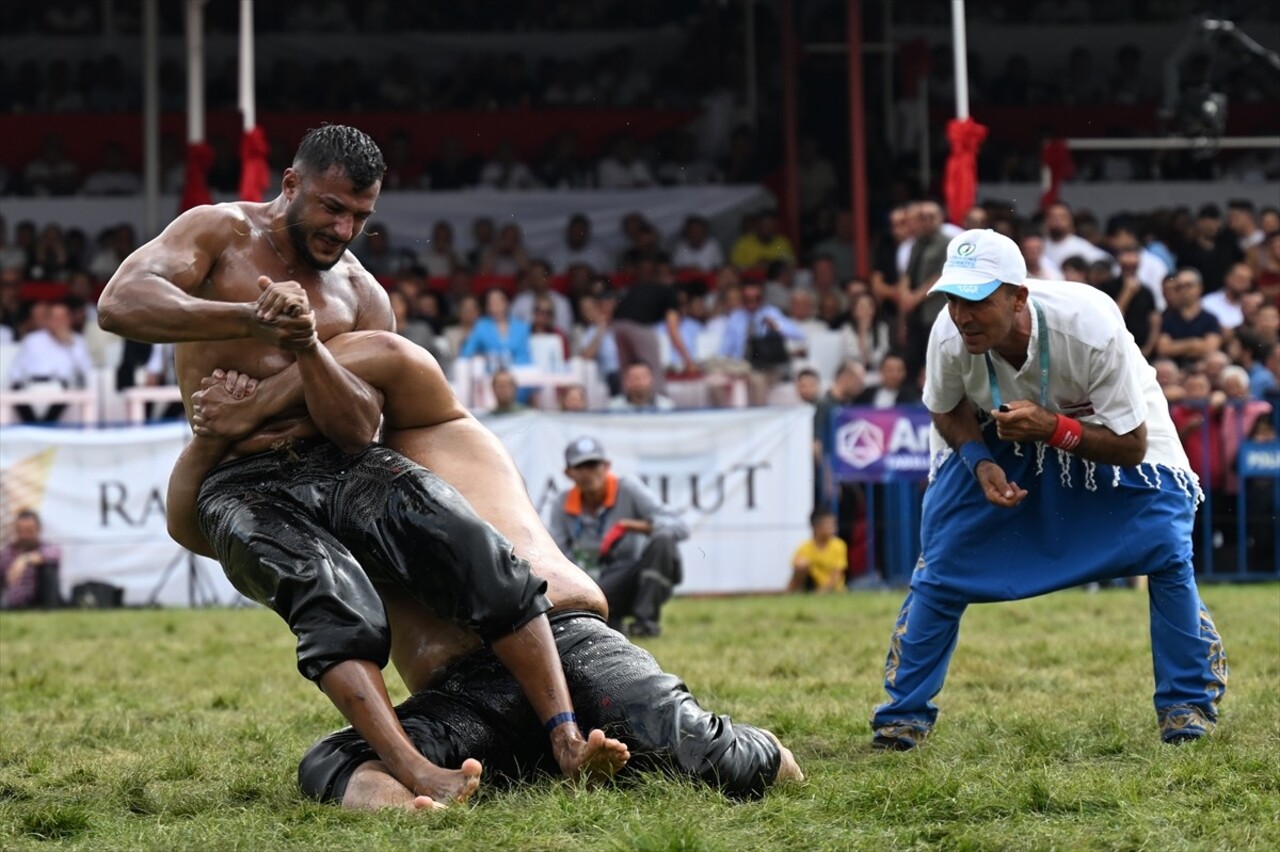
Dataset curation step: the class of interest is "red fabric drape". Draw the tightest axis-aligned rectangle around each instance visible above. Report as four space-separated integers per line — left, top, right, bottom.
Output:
178 141 215 213
1039 139 1075 210
943 117 987 226
238 125 270 202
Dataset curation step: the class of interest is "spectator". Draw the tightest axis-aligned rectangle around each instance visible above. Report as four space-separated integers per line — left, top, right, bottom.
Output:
511 259 573 334
871 205 913 314
478 140 538 190
1095 246 1161 360
140 341 184 421
1060 255 1089 283
1175 204 1241 295
797 138 838 218
1 510 61 610
1157 269 1223 368
788 508 847 594
898 201 950 374
671 215 725 273
787 289 827 361
389 289 437 353
1020 232 1063 280
378 128 421 190
485 368 526 416
795 366 822 405
1042 201 1110 268
1252 231 1280 302
426 135 478 191
612 267 695 385
537 131 594 190
718 278 803 368
855 351 921 407
812 361 868 559
596 134 655 189
1226 199 1264 256
729 210 795 272
0 216 26 274
87 224 136 280
577 289 622 395
353 223 409 279
443 293 481 361
460 288 532 372
527 294 571 361
843 292 892 381
1201 263 1254 334
1107 222 1169 311
559 382 590 412
1152 358 1185 405
810 210 857 282
23 133 79 196
81 141 141 196
8 300 93 423
466 216 495 269
30 224 69 281
546 213 611 276
1170 372 1227 569
418 220 461 279
607 361 676 413
547 435 689 638
478 223 531 278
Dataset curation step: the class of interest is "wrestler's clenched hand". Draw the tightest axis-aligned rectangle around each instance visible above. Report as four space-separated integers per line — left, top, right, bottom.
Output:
991 399 1056 444
252 276 317 350
191 368 260 439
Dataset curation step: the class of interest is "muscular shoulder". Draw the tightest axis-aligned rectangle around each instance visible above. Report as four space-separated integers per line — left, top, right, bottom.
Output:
336 251 393 331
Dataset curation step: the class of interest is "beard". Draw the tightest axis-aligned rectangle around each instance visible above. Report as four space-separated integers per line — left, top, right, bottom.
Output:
286 204 345 271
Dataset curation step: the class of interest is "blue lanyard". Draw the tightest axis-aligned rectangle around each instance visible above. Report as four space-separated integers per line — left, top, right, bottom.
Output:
985 299 1049 409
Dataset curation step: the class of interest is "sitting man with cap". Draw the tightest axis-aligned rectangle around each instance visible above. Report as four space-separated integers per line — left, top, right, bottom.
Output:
547 436 688 638
869 228 1227 750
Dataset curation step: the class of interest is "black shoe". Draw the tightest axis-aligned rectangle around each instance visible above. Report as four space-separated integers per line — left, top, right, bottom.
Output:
871 723 928 750
628 620 662 638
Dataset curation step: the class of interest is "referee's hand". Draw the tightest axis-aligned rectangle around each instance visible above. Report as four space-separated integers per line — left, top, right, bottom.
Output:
975 460 1028 508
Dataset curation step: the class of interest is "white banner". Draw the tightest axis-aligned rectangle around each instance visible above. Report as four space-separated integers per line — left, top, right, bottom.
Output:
0 408 812 605
484 408 813 594
0 423 237 607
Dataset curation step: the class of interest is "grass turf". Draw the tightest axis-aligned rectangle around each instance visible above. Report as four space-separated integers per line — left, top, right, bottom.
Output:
1 584 1277 850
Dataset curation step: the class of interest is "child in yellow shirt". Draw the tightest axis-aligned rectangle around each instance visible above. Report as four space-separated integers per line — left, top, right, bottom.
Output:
788 508 848 593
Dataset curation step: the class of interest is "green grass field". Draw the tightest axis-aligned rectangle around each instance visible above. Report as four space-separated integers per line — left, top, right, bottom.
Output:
1 585 1277 851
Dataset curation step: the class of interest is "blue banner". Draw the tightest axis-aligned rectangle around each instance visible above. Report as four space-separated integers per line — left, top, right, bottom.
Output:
830 405 933 483
1239 440 1280 478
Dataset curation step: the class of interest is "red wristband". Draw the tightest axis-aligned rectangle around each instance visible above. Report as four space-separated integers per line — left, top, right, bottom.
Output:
1048 414 1083 450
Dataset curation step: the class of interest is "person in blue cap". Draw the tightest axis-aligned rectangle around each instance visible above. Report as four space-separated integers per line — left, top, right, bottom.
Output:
870 228 1227 750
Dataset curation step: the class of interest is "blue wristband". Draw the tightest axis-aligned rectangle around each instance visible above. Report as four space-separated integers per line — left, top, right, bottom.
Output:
544 712 577 734
957 441 994 477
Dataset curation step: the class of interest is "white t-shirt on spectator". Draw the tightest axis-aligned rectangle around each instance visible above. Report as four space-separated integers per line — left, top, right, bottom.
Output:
478 161 538 190
1043 233 1109 267
546 243 613 275
81 169 142 196
923 279 1188 473
510 290 574 334
1199 292 1244 330
1137 249 1170 311
672 239 725 272
597 158 655 190
9 330 94 388
1026 256 1063 281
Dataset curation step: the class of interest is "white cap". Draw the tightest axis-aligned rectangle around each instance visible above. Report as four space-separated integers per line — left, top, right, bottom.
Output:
928 229 1027 301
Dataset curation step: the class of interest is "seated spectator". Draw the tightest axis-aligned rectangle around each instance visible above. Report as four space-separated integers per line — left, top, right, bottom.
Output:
88 223 137 281
729 210 795 273
389 290 439 354
460 288 532 371
559 382 590 412
511 262 573 334
843 292 892 380
596 134 655 189
1152 358 1185 405
528 294 571 361
8 300 94 423
427 135 479 191
1107 222 1169 311
23 133 79 196
1021 233 1062 280
788 508 847 594
485 368 527 416
81 141 142 196
465 217 495 269
478 140 538 190
608 361 676 413
1157 269 1223 368
671 215 724 272
0 216 27 274
478 223 531 278
794 367 822 405
355 223 411 279
577 288 622 396
30 224 70 281
1060 255 1089 283
854 351 920 408
546 213 611 276
810 211 857 282
1201 263 1255 334
418 220 461 279
1094 246 1160 360
1 510 61 610
537 131 595 190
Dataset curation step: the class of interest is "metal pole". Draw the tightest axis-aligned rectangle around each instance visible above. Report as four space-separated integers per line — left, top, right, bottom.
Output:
847 0 870 281
142 0 159 236
918 75 930 190
744 0 758 129
239 0 256 131
781 0 801 247
951 0 969 120
186 0 206 143
882 0 895 150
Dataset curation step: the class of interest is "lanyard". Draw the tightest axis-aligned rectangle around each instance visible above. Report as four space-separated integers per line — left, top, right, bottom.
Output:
985 299 1049 409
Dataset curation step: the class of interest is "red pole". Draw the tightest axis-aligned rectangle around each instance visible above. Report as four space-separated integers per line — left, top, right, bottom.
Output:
780 0 801 250
847 0 871 281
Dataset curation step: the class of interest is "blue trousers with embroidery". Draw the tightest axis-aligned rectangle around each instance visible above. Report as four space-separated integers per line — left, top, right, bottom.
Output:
872 433 1228 733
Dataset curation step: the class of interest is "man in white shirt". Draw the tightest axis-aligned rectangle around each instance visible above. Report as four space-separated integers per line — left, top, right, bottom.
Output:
510 260 573 334
870 229 1226 752
671 216 725 272
607 362 675 412
1199 262 1253 333
545 213 612 276
1042 201 1110 268
8 301 95 422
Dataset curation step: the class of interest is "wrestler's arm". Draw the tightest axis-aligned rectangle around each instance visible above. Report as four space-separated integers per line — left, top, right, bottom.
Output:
165 436 226 558
97 205 311 347
934 398 1027 508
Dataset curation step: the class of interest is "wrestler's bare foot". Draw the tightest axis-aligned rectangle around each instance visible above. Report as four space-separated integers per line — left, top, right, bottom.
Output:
552 727 631 784
764 730 805 783
407 757 483 803
342 762 447 812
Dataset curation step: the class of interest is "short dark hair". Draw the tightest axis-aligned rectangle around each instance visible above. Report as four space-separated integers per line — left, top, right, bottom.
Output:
294 124 385 192
810 507 834 526
1227 199 1255 214
1061 255 1089 273
1197 203 1222 220
16 509 40 526
796 367 819 381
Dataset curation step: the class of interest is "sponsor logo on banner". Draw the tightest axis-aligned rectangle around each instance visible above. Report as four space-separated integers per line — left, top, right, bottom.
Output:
831 406 932 482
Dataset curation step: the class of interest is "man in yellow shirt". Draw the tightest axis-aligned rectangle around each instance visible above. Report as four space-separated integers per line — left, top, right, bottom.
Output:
730 210 796 272
788 508 848 593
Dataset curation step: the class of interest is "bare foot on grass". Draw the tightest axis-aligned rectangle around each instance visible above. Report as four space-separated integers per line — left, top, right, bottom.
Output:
554 727 631 784
412 757 483 803
764 730 805 783
343 762 448 812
